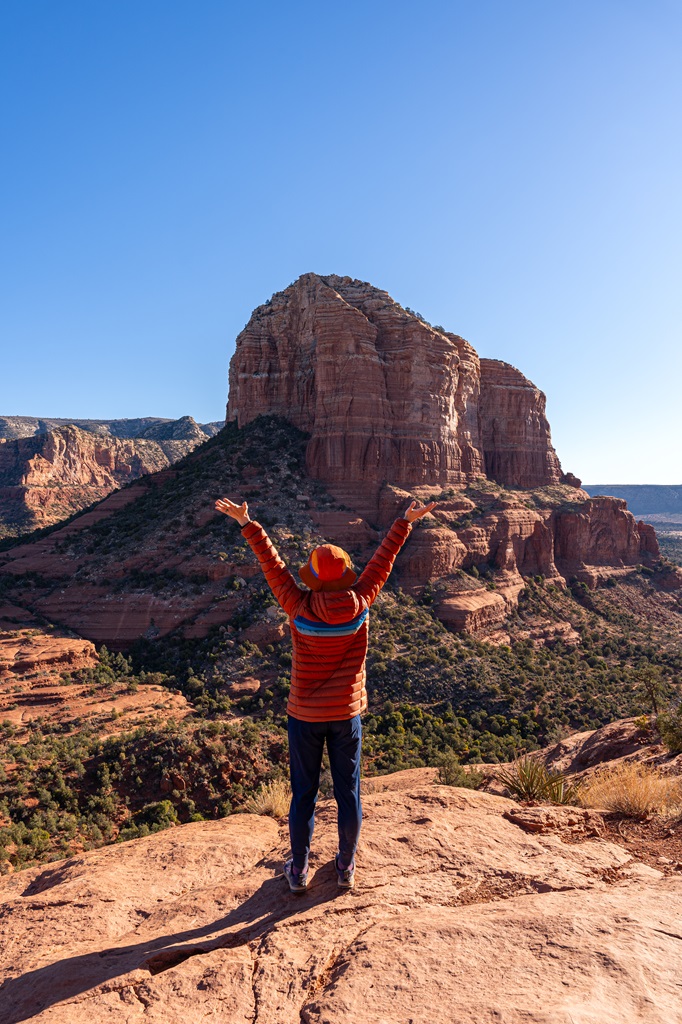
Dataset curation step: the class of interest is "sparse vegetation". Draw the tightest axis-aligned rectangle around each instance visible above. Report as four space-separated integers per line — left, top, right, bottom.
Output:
436 751 485 789
497 756 580 805
578 762 682 818
657 705 682 754
244 778 291 817
657 533 682 566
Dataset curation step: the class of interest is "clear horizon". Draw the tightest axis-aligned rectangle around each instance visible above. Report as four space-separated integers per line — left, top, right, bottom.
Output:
1 1 681 484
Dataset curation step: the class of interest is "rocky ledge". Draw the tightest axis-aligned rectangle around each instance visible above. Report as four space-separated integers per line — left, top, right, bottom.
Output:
1 772 680 1023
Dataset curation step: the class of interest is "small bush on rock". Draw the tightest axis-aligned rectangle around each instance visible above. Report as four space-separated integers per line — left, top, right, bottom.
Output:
658 706 682 755
244 778 291 818
436 751 485 789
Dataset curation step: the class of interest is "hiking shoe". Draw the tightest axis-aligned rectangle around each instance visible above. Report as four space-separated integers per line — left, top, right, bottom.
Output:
335 853 355 889
284 859 308 893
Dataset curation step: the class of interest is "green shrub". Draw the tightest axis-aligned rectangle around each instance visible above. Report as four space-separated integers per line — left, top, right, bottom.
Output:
135 799 179 831
658 706 682 754
497 756 579 805
436 751 485 789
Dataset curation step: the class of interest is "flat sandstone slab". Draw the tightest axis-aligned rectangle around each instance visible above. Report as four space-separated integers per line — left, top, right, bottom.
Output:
0 782 680 1023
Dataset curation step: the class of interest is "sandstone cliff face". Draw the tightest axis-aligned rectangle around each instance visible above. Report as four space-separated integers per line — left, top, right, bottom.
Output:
1 775 680 1024
223 273 663 630
479 359 562 488
226 274 561 505
0 424 206 536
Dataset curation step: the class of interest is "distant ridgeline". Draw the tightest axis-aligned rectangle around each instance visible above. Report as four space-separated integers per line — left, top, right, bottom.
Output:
582 486 682 522
0 415 224 441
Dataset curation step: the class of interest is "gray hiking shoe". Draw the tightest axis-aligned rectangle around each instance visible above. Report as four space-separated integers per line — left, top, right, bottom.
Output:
284 858 308 893
335 853 355 889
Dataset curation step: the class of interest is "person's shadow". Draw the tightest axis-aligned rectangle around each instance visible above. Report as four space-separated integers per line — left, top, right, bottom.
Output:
0 864 344 1023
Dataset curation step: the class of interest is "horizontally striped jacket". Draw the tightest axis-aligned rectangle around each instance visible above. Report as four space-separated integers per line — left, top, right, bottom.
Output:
241 518 412 722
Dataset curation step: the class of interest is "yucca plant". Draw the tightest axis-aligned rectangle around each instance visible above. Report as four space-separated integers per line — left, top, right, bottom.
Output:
497 755 579 805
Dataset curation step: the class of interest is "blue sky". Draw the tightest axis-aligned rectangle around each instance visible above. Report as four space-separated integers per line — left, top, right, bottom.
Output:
1 0 680 482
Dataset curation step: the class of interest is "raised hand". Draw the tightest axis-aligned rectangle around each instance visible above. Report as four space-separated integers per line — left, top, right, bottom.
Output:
215 497 250 526
403 500 438 523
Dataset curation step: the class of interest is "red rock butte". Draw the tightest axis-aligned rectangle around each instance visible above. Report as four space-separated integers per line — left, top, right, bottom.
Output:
227 273 563 506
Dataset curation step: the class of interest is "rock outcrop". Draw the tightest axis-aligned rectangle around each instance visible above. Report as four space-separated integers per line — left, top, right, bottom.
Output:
0 422 209 536
479 358 563 488
221 274 663 630
226 274 561 506
1 776 680 1023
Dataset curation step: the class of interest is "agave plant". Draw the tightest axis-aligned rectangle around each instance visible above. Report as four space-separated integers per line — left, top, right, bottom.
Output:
497 755 580 805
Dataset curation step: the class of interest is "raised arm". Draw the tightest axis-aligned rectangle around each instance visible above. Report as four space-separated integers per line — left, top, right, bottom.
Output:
215 497 302 617
354 500 437 607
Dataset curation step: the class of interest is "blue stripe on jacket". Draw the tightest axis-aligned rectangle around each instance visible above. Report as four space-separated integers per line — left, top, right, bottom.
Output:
293 607 368 637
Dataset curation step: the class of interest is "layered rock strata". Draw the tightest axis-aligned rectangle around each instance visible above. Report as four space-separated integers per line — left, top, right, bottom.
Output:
226 274 562 507
479 359 563 488
0 423 208 535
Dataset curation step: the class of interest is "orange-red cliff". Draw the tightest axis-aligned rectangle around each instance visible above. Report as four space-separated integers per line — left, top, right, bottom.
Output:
226 274 563 507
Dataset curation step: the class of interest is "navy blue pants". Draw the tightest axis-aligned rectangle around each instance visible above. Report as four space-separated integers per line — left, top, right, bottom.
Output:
287 714 363 874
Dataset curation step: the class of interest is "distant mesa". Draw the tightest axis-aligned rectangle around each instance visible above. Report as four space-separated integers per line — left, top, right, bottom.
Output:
0 416 225 538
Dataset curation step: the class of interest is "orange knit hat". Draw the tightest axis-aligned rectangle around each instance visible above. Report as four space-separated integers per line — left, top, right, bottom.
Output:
299 543 357 592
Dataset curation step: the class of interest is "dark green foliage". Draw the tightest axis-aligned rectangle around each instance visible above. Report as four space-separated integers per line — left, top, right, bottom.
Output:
436 751 485 789
0 715 287 872
657 705 682 754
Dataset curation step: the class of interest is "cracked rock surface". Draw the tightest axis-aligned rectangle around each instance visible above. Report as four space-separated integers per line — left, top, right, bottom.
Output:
1 777 681 1023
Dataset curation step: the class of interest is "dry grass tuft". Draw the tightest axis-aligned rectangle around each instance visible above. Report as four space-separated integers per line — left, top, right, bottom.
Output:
578 762 682 818
244 778 291 818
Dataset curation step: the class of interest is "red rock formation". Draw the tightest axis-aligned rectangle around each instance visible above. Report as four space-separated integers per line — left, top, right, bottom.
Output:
227 275 485 505
479 359 562 488
553 497 647 568
0 629 98 682
226 274 564 508
0 425 203 535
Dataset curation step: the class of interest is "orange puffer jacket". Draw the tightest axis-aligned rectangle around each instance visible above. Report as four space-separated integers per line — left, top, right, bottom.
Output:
241 518 412 722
